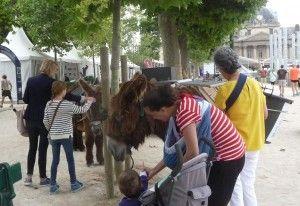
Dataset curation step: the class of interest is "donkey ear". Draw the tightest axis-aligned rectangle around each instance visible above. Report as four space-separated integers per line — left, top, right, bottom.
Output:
78 79 96 96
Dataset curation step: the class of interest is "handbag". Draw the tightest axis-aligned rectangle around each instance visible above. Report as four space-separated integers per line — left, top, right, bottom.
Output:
13 107 28 137
47 100 63 139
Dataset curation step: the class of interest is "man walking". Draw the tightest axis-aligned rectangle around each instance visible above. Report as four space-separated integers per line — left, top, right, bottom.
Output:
0 74 13 108
277 65 287 97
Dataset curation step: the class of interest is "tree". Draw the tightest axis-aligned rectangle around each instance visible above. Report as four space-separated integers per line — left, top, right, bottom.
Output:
121 7 160 67
17 0 74 60
0 0 18 43
70 0 112 78
176 0 267 68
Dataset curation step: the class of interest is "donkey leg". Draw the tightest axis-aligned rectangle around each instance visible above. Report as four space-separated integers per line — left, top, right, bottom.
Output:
85 131 95 166
95 133 104 165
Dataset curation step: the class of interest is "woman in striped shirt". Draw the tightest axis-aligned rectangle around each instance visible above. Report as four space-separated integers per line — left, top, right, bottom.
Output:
43 81 95 194
143 85 245 206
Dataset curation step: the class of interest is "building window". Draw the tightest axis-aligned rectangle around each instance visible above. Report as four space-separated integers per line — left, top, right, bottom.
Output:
259 50 263 59
247 47 253 58
257 46 264 59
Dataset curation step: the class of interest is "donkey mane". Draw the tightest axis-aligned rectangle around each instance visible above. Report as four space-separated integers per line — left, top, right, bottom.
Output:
108 74 201 149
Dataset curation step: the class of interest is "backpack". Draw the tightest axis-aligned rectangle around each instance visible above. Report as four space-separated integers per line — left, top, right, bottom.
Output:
13 108 28 137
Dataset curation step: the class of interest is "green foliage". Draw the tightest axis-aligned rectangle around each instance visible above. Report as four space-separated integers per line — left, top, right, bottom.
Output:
127 33 160 66
178 0 267 63
121 6 160 66
130 0 202 11
17 0 75 55
0 0 18 43
70 0 112 57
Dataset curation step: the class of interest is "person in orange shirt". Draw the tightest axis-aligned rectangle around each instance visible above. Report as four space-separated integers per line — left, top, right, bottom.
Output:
289 64 299 96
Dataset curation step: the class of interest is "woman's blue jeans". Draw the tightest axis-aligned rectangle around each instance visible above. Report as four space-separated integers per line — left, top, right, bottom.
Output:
50 138 76 185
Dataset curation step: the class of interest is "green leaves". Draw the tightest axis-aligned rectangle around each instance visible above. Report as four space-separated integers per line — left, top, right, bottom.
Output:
17 0 74 55
178 0 267 63
0 0 18 43
121 6 160 66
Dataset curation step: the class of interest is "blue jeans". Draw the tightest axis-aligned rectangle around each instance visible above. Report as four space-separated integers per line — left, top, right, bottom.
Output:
50 138 76 185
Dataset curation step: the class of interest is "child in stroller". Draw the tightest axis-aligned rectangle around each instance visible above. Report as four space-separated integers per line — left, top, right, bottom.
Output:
139 138 215 206
118 169 148 206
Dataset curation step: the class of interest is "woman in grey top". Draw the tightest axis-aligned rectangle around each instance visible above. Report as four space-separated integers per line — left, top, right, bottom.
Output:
0 74 13 108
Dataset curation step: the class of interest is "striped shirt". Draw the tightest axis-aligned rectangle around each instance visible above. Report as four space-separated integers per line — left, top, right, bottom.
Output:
176 95 245 161
43 100 92 140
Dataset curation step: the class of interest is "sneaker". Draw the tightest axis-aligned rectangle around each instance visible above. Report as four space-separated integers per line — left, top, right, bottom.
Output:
50 184 60 194
71 180 84 193
40 177 50 186
24 177 32 186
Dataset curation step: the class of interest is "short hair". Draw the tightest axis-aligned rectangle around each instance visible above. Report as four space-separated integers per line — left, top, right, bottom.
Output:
143 85 177 111
214 47 241 74
40 59 59 76
51 81 67 99
2 75 7 79
118 170 141 198
281 65 284 69
297 65 300 68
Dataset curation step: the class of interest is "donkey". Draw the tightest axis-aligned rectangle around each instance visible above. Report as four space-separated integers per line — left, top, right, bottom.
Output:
75 79 105 166
107 74 200 157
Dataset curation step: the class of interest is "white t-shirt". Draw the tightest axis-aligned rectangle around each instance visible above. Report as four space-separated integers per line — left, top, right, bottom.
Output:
1 80 11 91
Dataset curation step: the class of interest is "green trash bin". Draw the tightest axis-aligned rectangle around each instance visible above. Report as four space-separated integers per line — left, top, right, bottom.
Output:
0 163 22 206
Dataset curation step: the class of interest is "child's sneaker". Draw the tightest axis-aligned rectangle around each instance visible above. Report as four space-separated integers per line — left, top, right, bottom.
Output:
71 180 84 193
50 184 60 194
40 177 50 186
24 177 32 186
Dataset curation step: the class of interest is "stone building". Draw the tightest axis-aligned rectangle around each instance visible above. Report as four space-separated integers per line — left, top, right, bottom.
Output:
234 8 280 65
234 8 300 69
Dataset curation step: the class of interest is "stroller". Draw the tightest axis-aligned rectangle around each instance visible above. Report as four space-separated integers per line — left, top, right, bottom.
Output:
139 138 215 206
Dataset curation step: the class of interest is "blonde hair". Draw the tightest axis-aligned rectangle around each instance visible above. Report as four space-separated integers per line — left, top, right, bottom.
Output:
51 81 67 99
40 59 59 76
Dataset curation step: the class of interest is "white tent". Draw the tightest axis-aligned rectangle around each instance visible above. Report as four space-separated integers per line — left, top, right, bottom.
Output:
44 46 102 80
0 27 49 100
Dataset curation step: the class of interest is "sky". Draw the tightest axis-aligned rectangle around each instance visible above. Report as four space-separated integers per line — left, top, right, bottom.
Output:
267 0 300 26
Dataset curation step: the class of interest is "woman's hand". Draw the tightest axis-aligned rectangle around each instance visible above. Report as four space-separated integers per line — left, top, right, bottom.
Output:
145 168 156 180
147 160 166 180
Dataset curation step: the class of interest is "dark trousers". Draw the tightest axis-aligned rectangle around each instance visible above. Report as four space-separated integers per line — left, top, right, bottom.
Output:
208 155 245 206
26 120 49 178
50 138 76 185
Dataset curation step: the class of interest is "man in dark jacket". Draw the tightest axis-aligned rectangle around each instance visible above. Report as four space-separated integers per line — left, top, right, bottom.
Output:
23 59 83 186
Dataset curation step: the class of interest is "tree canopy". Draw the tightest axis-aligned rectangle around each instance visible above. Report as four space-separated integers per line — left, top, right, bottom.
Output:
17 0 75 56
0 0 18 43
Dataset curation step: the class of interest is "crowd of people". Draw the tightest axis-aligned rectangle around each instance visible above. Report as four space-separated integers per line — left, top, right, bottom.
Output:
2 48 276 205
259 64 300 97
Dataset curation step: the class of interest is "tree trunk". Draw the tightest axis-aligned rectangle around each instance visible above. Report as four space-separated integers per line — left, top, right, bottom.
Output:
121 55 131 169
110 0 123 180
92 52 96 79
121 55 128 82
54 47 57 62
230 34 234 49
100 46 114 198
158 12 182 79
178 34 188 79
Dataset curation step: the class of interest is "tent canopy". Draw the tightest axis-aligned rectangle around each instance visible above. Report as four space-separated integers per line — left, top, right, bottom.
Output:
0 27 49 61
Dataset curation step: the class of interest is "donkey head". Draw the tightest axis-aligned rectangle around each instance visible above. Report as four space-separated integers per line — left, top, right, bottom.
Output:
108 74 167 149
